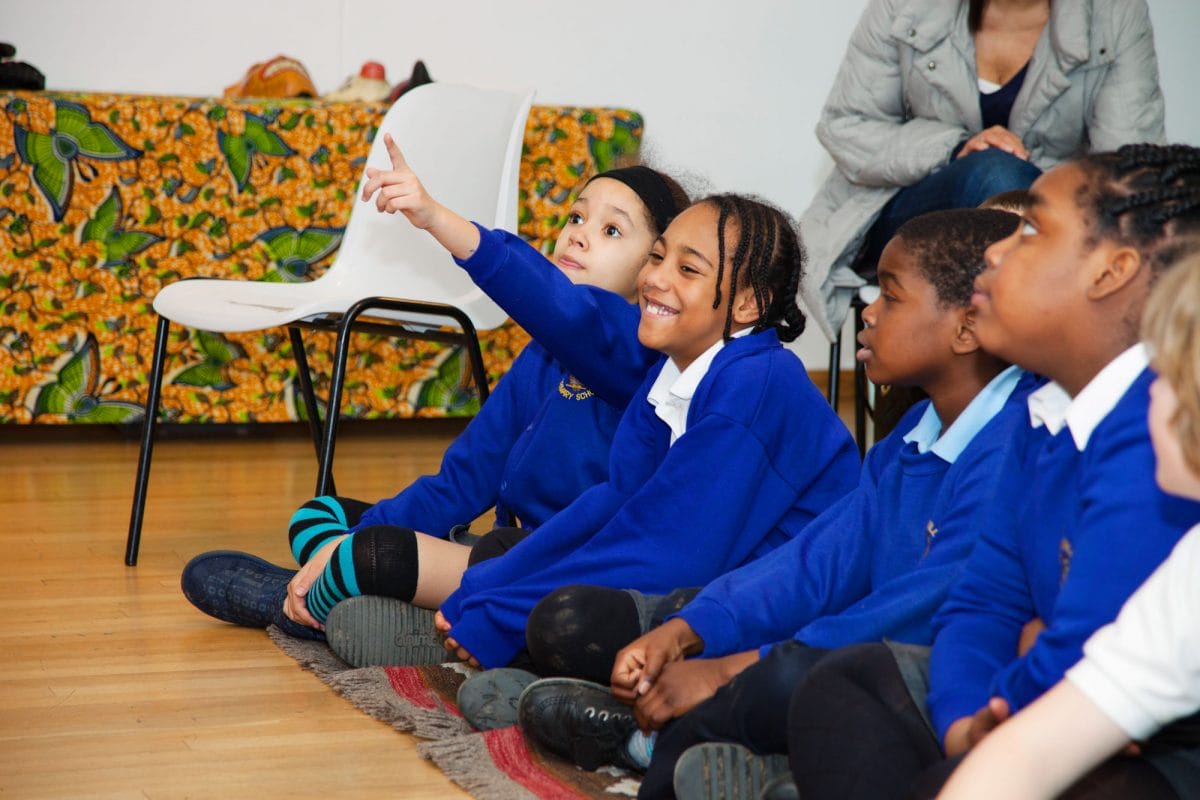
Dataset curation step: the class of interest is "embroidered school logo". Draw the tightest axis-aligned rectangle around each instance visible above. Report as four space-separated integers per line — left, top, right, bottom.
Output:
922 520 938 559
1059 537 1074 586
558 375 594 401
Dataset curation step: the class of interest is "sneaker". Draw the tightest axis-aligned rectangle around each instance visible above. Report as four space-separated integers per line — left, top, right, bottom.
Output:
672 742 790 800
517 677 638 771
181 550 322 641
323 595 447 667
457 668 539 730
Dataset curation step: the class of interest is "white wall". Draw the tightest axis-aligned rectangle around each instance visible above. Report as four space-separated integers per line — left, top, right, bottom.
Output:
7 0 1199 370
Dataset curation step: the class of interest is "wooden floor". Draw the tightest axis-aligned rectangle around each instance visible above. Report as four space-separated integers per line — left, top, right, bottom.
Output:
0 385 856 799
0 421 476 800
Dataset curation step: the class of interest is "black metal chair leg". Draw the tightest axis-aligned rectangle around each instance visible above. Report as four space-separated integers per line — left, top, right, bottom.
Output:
289 326 337 499
125 315 171 566
289 326 323 453
827 333 842 410
314 312 359 497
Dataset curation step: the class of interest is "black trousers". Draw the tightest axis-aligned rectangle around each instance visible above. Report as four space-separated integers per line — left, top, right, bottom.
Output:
637 640 830 800
785 642 1181 800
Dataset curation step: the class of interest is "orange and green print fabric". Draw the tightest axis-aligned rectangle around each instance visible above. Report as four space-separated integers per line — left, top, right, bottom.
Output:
0 92 643 424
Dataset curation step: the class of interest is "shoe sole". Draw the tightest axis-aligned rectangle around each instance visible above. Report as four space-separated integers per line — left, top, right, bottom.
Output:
324 595 447 667
673 742 790 800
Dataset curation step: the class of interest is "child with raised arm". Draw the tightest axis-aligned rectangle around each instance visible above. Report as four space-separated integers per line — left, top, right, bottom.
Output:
512 209 1037 794
783 144 1200 800
180 134 688 663
427 192 860 672
938 256 1200 800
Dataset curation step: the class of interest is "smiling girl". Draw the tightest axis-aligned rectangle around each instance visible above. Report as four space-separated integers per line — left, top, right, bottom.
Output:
428 192 860 671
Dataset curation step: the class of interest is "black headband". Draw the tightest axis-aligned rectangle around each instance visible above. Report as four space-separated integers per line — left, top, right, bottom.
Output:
587 166 680 234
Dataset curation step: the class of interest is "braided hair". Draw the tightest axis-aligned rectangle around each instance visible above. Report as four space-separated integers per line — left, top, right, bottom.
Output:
704 194 807 343
1075 144 1200 276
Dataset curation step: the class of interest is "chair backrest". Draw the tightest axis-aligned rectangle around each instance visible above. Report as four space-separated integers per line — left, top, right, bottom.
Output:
321 83 535 330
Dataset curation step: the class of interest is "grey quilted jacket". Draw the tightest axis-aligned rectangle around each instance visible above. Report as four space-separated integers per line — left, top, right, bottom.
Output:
800 0 1166 341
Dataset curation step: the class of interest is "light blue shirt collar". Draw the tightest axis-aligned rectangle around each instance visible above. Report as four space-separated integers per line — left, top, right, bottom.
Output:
902 365 1024 463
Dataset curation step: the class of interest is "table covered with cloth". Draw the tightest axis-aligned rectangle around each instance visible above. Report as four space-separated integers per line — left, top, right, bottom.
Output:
0 91 644 425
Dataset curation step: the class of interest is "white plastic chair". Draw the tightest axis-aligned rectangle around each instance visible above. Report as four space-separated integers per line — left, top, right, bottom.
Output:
125 82 536 565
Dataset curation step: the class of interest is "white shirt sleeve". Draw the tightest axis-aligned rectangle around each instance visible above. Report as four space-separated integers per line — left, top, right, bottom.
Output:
1067 523 1200 739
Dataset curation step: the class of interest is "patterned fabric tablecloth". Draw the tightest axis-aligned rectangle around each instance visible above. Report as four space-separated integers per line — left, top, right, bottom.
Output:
0 92 643 424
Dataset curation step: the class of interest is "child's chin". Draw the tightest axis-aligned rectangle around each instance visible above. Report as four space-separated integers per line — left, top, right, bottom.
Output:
635 323 659 350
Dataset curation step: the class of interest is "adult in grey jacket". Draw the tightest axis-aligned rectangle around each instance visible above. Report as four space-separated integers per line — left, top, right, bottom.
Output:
800 0 1166 342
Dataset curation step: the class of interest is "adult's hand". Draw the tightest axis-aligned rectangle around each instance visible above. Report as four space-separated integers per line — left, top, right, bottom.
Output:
956 126 1029 160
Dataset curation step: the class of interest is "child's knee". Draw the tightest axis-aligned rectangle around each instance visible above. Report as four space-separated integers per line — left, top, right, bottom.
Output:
527 585 593 652
349 525 419 597
289 495 352 563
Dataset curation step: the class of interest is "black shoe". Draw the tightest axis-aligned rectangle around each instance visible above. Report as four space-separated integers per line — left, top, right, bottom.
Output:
180 550 323 641
517 677 638 770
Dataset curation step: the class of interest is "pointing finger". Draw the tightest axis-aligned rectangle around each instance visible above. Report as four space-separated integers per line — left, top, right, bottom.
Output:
383 133 408 171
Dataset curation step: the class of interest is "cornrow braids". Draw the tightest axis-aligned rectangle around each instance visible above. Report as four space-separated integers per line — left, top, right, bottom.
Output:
1076 144 1200 276
704 194 807 343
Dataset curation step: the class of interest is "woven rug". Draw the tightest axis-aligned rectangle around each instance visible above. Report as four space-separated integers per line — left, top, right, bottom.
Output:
268 627 640 799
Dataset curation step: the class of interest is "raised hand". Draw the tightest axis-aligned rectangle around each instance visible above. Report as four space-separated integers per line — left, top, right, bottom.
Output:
360 133 439 229
359 132 481 259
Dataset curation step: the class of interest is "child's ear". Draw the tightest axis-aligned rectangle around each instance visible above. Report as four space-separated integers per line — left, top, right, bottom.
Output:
732 285 768 326
950 306 982 355
1087 245 1144 301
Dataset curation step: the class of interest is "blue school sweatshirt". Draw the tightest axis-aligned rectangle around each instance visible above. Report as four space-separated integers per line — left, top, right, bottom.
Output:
351 339 623 535
352 225 655 537
675 368 1042 658
927 368 1200 740
439 330 861 668
455 224 659 409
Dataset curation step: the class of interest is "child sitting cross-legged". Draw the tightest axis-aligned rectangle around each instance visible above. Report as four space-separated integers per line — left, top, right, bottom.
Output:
937 255 1200 800
180 138 689 663
511 208 1038 797
417 191 861 674
784 143 1200 800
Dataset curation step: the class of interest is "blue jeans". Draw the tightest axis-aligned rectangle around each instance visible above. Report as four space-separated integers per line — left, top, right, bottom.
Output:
855 148 1042 280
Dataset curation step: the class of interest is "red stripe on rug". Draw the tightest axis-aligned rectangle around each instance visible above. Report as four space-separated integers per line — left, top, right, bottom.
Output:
482 726 585 800
384 666 440 710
